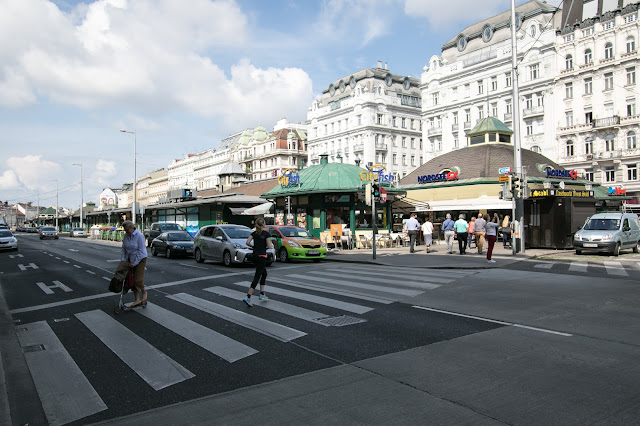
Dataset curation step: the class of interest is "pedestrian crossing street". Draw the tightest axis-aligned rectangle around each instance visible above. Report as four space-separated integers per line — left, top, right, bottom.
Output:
533 260 640 277
14 265 476 424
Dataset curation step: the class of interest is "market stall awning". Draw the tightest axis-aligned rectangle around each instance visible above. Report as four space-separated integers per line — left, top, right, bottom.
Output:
228 202 273 215
414 197 512 212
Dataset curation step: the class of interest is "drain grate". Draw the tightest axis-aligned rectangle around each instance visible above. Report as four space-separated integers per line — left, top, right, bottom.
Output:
23 344 46 353
315 315 367 327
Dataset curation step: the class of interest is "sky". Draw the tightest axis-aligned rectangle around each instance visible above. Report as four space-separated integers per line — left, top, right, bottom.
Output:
0 0 563 210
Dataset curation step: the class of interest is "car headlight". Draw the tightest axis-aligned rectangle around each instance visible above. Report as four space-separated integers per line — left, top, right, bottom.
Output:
601 234 614 241
234 243 246 249
288 241 300 248
574 234 582 241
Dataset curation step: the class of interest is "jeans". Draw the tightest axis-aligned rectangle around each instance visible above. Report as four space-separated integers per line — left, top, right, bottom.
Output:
503 231 512 248
457 232 467 254
486 234 497 260
444 230 455 253
408 230 418 252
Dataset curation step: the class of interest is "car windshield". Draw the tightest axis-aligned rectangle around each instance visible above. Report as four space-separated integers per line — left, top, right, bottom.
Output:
280 227 313 238
42 227 56 231
583 219 620 231
0 231 12 237
224 227 252 239
73 228 84 231
161 224 182 230
167 233 193 241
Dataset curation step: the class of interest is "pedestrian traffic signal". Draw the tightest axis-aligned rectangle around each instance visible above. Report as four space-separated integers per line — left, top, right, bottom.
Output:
372 183 380 198
512 176 521 198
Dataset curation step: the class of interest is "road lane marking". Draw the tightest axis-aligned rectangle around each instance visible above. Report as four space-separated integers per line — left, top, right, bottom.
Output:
9 253 23 258
63 261 70 264
604 261 628 276
327 267 456 284
286 273 423 297
36 281 73 295
266 277 395 304
73 265 82 269
534 263 553 269
75 310 194 390
102 277 111 281
179 263 208 270
312 270 441 289
68 249 79 252
86 270 96 275
136 303 258 362
18 263 39 271
568 261 589 273
168 293 306 342
412 306 573 337
333 264 474 278
54 257 60 260
16 321 107 423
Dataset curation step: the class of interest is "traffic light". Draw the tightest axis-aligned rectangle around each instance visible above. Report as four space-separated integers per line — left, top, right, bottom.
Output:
372 183 380 198
512 175 521 198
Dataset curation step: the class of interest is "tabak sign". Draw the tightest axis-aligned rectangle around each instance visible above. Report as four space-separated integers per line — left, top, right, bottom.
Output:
360 164 395 182
278 168 300 187
417 171 458 184
608 187 627 196
546 169 578 179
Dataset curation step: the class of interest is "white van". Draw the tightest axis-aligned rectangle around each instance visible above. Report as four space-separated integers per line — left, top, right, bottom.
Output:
573 213 640 256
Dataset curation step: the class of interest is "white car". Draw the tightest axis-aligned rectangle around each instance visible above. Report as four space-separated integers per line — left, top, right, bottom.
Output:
0 230 18 251
70 227 87 237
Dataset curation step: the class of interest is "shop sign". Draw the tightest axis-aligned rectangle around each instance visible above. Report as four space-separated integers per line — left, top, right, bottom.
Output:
498 175 510 182
546 169 578 179
278 168 300 187
531 189 593 198
360 164 395 182
608 187 627 196
417 171 458 184
498 167 511 175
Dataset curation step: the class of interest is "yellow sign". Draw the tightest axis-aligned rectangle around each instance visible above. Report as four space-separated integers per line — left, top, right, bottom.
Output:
498 175 509 182
531 189 549 197
530 189 592 198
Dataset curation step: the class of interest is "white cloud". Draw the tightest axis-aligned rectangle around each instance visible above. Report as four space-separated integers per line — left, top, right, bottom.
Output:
404 0 509 31
3 155 62 191
0 170 20 190
94 159 117 187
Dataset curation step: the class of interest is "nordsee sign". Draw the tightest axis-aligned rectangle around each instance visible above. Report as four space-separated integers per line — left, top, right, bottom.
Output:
417 171 458 184
546 169 578 179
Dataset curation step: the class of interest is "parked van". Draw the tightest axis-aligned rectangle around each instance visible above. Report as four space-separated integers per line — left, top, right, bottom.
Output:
573 213 640 256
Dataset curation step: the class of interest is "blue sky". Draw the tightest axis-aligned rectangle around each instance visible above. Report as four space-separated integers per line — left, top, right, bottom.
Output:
0 0 558 209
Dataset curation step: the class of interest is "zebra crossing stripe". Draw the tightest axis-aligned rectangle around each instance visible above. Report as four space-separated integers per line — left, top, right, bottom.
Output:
75 310 195 390
313 270 442 289
336 264 474 278
286 274 423 297
604 261 629 276
167 293 306 342
568 261 589 273
16 321 107 424
205 287 331 325
327 267 453 284
265 277 395 304
231 281 373 314
534 263 553 269
136 303 258 362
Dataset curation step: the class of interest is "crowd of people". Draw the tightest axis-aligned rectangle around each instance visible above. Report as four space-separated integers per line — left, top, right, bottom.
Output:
404 212 513 263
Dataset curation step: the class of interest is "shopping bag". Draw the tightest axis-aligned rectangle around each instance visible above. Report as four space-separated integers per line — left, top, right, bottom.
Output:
108 277 123 293
124 270 136 289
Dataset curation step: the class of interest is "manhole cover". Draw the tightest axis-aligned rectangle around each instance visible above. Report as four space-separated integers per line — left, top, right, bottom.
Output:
315 315 367 327
23 344 46 353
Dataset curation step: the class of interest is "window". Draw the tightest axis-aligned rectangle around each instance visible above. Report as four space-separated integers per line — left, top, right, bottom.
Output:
506 100 512 114
401 118 406 128
478 105 484 120
411 155 415 166
627 36 636 53
411 138 415 148
529 63 539 80
604 73 614 90
477 80 484 94
377 114 383 125
584 77 593 95
566 140 574 156
627 67 636 85
392 116 396 127
537 92 544 107
432 92 440 105
605 42 613 59
605 135 615 151
505 72 512 87
465 109 471 123
357 116 362 126
525 95 533 109
453 137 459 148
464 83 470 97
453 112 458 125
625 13 638 24
628 164 638 181
603 20 615 30
585 138 593 154
628 131 637 149
402 137 406 147
402 155 407 165
491 102 498 117
583 27 594 36
585 111 593 123
530 24 536 37
565 54 573 70
491 77 497 91
531 145 542 153
565 82 573 99
564 33 575 42
392 154 397 164
392 136 397 147
526 122 533 135
584 49 592 64
565 111 574 127
605 167 615 182
627 99 636 116
451 87 458 100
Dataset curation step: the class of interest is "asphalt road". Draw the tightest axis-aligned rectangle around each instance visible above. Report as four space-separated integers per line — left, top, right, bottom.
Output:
1 233 499 424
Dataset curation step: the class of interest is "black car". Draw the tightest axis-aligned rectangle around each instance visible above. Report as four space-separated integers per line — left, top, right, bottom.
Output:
151 231 194 258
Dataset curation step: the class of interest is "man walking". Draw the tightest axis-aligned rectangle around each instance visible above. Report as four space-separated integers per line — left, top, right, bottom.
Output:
454 214 468 254
474 213 487 254
404 213 420 253
442 213 455 254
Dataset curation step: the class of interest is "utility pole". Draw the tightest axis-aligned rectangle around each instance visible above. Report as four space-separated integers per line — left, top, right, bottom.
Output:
51 179 59 230
73 163 84 228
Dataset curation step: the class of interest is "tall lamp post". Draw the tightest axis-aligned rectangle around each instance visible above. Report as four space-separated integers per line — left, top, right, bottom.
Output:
50 179 59 230
120 129 137 225
72 163 83 228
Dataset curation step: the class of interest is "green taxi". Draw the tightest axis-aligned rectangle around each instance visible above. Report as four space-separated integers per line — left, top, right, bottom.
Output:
268 225 327 263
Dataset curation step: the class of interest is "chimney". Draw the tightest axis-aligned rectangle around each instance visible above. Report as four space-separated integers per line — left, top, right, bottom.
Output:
320 153 329 165
384 62 388 70
377 60 382 69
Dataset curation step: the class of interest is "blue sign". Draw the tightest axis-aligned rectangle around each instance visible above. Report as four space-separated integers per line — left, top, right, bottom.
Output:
498 167 511 174
417 171 458 184
546 169 577 179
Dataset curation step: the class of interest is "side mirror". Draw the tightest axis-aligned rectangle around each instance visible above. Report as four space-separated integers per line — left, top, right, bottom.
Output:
215 236 224 241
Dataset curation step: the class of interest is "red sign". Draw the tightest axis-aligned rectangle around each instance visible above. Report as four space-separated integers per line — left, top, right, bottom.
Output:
378 187 387 203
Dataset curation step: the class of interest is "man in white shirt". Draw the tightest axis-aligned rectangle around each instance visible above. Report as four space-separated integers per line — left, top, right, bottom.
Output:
421 217 434 253
404 213 421 253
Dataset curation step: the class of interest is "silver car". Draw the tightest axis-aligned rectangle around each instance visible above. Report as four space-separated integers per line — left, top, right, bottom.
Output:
574 213 640 256
0 230 18 251
193 224 274 267
70 227 87 237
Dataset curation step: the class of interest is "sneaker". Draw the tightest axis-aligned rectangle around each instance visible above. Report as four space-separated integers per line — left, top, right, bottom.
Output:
487 259 496 263
243 297 253 307
259 294 269 301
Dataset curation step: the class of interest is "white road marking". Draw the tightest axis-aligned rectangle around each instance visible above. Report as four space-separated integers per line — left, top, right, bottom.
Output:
179 263 208 270
534 263 553 269
568 261 589 273
36 281 73 295
311 270 441 289
16 321 107 423
604 261 629 276
86 270 96 275
286 273 423 297
9 253 23 258
63 261 70 264
266 277 395 304
412 306 573 337
73 265 82 269
76 310 194 390
18 263 39 271
55 257 60 260
102 277 111 281
68 249 79 252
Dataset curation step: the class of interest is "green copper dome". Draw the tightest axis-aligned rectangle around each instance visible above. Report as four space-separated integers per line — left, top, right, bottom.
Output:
253 126 268 141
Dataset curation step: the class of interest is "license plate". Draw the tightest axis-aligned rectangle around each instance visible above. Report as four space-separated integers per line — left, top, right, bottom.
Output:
583 243 598 248
308 250 319 255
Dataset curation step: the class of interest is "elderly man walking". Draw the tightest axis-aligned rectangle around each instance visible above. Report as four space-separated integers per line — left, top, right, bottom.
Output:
442 213 456 254
404 213 421 253
474 213 487 254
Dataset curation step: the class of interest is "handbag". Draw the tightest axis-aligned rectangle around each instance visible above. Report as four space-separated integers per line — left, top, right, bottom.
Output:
124 270 136 289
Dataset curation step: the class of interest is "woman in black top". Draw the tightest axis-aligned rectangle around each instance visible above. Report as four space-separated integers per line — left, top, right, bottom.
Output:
243 217 273 307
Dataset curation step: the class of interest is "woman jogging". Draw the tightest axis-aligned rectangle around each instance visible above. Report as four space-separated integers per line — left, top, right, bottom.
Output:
243 217 273 307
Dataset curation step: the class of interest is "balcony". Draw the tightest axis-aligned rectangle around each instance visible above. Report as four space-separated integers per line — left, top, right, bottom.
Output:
452 123 459 132
353 144 364 152
558 123 592 133
503 113 512 122
375 142 387 151
621 50 637 59
427 127 442 136
579 62 594 70
560 67 574 74
621 114 640 124
592 115 620 129
522 105 544 118
463 121 472 129
599 57 615 65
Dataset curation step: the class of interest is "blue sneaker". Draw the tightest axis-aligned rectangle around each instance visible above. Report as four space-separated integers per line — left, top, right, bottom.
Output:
243 297 253 307
259 294 269 301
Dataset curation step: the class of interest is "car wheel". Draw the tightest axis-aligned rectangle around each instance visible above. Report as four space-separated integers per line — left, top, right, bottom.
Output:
279 247 289 263
167 248 172 259
612 242 620 257
312 258 322 263
223 250 232 267
634 241 640 254
194 248 204 263
39 236 43 240
575 249 582 255
55 236 58 239
152 246 158 256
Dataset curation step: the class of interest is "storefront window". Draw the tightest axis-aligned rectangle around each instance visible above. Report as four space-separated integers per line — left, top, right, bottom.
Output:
296 208 307 228
327 207 349 227
312 209 321 229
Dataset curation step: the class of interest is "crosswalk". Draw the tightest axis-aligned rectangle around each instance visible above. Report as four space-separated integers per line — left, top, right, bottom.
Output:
12 265 475 424
533 260 640 277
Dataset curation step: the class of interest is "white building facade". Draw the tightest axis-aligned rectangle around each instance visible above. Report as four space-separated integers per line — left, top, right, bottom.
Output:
306 63 422 180
420 1 560 167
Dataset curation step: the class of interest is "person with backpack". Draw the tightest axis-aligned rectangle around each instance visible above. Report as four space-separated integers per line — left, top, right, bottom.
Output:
243 217 274 307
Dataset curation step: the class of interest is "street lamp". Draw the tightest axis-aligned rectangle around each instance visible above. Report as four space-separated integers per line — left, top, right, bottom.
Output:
72 163 83 228
50 179 59 230
120 129 137 225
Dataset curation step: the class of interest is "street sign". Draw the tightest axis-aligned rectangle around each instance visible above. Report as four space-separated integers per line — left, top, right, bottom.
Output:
499 167 512 174
498 175 510 182
378 187 387 203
